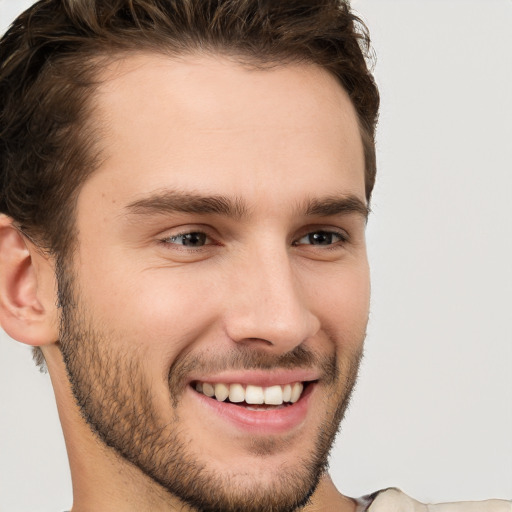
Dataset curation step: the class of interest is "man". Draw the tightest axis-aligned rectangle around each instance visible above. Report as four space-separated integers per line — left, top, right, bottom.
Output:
0 1 509 511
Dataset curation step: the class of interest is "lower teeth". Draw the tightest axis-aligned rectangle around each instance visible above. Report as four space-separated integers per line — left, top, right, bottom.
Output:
243 403 287 411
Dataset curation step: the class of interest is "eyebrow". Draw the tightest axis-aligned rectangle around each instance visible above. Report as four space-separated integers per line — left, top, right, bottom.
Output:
125 190 248 219
125 190 369 221
302 195 370 220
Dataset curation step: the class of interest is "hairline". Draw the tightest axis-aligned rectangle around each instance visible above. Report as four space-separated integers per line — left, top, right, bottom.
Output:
58 46 373 254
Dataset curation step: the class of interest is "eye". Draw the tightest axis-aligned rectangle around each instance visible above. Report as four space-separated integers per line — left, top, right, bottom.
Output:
162 231 210 247
294 230 347 246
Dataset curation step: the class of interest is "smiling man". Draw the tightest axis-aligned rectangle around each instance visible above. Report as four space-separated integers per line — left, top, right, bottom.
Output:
51 53 370 512
0 2 509 512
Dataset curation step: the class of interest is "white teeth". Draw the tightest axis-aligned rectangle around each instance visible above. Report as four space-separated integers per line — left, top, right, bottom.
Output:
264 385 283 405
245 385 264 404
229 383 245 403
290 382 303 403
214 383 229 402
282 384 292 402
196 381 307 405
202 382 215 397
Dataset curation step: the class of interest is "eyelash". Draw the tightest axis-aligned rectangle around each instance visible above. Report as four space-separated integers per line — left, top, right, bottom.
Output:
158 228 349 250
159 231 215 249
293 230 348 248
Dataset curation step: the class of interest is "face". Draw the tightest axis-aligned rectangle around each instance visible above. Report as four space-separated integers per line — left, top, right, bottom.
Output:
58 54 370 512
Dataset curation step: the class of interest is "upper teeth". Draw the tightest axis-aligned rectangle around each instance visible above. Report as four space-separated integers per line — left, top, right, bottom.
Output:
195 381 304 405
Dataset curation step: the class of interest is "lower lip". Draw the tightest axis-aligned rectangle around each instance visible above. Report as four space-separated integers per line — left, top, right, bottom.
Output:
190 383 315 435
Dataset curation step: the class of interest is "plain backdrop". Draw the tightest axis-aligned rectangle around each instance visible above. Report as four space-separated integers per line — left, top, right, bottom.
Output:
0 0 511 510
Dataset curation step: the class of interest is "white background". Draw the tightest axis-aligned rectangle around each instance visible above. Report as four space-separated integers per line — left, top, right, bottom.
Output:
1 0 511 510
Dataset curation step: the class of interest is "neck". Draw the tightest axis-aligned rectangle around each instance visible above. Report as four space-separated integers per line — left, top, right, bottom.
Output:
302 474 357 512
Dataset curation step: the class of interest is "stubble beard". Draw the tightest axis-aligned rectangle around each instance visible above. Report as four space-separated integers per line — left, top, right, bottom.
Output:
56 263 364 512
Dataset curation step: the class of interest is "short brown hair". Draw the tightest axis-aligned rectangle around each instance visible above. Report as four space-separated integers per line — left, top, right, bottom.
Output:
0 0 379 367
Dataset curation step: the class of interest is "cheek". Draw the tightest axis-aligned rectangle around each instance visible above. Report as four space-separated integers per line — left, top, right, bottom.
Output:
77 263 223 363
309 263 370 346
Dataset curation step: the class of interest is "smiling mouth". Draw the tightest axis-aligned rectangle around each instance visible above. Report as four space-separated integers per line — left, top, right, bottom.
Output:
192 381 313 410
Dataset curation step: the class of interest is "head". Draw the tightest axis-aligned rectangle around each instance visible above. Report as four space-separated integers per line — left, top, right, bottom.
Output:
0 1 379 511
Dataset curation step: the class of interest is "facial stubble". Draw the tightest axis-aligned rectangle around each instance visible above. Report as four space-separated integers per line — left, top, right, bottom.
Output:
57 264 363 512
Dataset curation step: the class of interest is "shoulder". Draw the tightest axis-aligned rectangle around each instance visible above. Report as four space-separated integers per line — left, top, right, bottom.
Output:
355 488 512 512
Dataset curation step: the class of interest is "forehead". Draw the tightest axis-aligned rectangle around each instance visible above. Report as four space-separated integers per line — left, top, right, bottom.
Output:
81 53 365 211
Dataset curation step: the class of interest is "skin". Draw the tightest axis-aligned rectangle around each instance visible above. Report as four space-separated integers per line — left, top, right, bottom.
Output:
0 54 368 511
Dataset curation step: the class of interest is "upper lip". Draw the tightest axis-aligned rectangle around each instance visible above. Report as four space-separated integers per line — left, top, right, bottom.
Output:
187 369 320 387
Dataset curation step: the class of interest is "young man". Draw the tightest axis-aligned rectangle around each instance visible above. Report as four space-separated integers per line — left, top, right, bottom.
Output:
0 1 509 511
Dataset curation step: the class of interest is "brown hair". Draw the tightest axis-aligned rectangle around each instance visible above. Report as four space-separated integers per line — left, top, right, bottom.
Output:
0 0 379 368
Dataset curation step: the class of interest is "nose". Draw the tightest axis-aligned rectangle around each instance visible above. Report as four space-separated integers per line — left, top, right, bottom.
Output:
223 246 321 353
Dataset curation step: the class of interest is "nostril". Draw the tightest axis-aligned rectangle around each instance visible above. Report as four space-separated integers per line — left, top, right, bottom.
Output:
233 337 275 348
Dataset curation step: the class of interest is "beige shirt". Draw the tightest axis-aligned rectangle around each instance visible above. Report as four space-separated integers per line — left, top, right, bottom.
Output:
355 488 512 512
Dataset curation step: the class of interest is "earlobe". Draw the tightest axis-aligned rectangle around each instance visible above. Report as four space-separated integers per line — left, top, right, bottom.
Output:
0 215 59 346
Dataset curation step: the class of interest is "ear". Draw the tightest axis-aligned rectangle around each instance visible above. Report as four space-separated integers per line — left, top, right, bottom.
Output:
0 215 59 346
